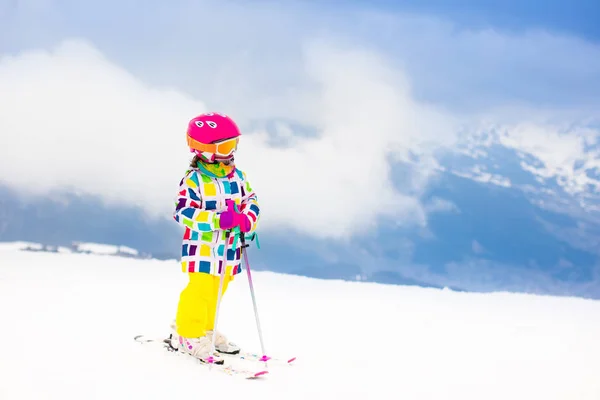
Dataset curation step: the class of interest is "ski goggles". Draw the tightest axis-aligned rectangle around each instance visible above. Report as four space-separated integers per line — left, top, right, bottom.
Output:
187 136 239 156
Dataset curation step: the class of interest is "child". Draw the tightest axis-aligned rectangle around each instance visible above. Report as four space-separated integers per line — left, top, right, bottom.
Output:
170 112 260 363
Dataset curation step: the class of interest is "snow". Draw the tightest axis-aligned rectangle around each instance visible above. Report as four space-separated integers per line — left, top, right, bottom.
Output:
1 245 600 399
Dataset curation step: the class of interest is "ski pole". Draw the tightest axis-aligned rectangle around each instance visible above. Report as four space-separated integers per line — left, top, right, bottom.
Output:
207 229 230 366
241 235 270 365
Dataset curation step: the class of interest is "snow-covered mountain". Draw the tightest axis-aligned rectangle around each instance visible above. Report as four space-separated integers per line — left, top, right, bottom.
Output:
1 244 599 399
3 124 600 301
372 123 600 299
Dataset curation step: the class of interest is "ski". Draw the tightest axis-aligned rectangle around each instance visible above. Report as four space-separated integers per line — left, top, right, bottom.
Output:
134 334 296 367
133 335 268 380
220 348 297 366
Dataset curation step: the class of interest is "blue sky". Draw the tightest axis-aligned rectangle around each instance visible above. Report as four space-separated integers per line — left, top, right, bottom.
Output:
2 1 599 109
3 0 599 53
342 0 600 40
6 0 596 114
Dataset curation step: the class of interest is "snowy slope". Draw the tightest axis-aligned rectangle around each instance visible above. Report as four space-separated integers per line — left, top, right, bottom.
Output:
1 244 600 400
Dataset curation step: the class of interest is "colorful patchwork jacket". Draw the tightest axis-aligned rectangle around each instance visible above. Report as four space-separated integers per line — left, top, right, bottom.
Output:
173 165 260 276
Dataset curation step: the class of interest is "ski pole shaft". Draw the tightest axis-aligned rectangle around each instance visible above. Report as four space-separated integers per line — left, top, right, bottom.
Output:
208 229 230 365
241 235 269 363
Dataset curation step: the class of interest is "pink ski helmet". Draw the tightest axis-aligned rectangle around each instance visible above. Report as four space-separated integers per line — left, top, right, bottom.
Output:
186 112 241 163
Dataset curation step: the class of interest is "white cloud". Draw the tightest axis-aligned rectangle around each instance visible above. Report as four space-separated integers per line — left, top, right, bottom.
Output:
451 164 513 188
472 240 485 255
424 197 459 214
0 40 204 209
0 39 458 240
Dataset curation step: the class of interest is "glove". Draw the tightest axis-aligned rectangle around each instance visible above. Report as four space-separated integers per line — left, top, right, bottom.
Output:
219 200 252 232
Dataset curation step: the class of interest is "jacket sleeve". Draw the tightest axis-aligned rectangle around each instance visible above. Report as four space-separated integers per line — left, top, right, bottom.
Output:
238 170 260 234
173 170 222 232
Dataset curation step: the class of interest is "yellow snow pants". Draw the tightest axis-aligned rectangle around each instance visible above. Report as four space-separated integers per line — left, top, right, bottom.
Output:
175 270 234 338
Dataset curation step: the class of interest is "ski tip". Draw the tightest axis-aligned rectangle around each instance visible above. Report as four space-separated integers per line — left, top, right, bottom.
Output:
287 357 297 364
248 371 269 379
